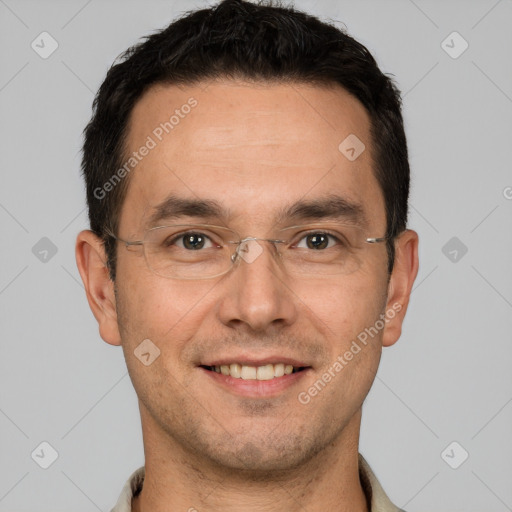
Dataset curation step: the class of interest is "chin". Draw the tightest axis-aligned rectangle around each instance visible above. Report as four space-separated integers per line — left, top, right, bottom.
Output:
196 428 329 476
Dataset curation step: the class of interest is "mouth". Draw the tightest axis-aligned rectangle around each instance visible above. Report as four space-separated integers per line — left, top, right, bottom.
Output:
201 363 309 380
197 353 313 398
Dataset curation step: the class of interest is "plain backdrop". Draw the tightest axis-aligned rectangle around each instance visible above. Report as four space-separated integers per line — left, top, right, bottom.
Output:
0 0 511 511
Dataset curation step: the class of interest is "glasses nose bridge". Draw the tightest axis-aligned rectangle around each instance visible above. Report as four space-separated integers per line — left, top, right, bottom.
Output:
230 236 286 265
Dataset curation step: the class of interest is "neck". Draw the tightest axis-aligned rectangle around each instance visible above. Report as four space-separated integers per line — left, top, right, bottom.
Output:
132 408 369 512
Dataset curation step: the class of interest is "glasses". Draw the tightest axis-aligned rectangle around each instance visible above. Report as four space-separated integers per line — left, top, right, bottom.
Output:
107 223 387 280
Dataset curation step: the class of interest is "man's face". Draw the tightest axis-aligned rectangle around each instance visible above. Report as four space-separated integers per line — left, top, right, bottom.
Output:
113 81 391 472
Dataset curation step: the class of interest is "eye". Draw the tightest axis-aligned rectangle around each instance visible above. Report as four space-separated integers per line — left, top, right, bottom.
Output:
166 232 215 250
295 231 341 250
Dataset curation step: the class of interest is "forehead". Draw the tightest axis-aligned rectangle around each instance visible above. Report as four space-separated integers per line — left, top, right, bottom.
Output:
119 80 385 234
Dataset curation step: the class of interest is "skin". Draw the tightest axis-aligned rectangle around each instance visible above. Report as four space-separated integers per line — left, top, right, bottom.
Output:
76 80 419 512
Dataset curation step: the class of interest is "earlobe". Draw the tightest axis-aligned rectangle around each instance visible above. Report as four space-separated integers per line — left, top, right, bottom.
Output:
75 230 122 346
382 229 419 347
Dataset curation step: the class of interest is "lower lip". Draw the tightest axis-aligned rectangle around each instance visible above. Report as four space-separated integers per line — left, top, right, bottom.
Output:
200 367 310 398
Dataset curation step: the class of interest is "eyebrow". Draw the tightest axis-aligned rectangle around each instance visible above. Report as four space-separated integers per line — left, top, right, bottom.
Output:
144 193 367 229
276 194 367 228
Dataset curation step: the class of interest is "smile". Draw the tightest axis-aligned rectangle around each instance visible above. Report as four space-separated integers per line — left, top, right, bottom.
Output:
202 363 307 380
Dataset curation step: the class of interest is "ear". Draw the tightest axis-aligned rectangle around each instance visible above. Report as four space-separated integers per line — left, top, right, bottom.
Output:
75 230 122 346
382 229 419 347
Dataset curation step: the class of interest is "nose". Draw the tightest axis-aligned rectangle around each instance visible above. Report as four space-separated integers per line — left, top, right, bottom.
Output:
217 239 298 333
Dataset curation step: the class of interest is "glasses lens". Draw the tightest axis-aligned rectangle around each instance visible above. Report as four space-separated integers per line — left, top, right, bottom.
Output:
139 223 382 279
144 225 234 279
277 223 371 276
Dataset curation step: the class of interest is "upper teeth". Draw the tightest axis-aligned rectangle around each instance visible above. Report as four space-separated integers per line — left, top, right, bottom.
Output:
212 363 295 380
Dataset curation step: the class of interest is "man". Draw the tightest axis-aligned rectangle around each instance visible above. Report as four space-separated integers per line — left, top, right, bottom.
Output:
75 0 419 510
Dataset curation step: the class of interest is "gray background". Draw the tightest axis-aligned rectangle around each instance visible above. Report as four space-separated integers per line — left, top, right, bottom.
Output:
1 0 511 510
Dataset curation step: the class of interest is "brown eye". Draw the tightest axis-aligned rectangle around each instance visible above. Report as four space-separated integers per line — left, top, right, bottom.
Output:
182 233 207 250
165 232 213 250
305 233 329 250
296 232 338 250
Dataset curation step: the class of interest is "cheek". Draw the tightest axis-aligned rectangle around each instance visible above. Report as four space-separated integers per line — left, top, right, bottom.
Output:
304 275 386 410
296 270 387 347
115 269 216 357
114 277 209 399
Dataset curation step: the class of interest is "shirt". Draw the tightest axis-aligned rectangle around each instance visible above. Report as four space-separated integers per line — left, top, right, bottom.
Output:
110 453 405 512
